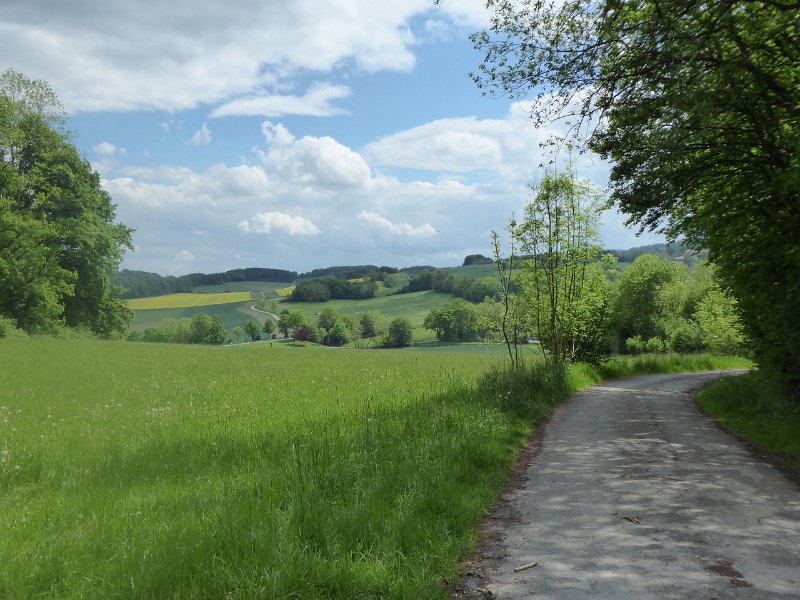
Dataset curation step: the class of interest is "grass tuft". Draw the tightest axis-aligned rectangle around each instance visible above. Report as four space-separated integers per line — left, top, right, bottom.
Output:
697 371 800 474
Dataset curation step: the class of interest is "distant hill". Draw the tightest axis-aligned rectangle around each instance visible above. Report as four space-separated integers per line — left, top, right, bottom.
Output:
117 243 703 299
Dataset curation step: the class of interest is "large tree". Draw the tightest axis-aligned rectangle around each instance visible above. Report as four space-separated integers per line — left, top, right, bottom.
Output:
472 0 800 396
0 69 133 336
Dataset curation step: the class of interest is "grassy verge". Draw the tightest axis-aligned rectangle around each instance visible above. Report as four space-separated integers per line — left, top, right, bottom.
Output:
696 371 800 475
0 341 748 599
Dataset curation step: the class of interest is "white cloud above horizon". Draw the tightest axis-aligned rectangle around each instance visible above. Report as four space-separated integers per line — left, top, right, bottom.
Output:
1 0 489 114
100 116 664 274
4 0 663 275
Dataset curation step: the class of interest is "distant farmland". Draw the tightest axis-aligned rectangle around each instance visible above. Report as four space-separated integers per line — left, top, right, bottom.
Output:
127 292 256 310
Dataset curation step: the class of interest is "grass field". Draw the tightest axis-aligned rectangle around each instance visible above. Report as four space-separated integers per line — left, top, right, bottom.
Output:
0 338 750 598
0 338 514 598
190 281 289 296
129 301 265 334
697 371 800 475
127 292 256 310
278 289 455 341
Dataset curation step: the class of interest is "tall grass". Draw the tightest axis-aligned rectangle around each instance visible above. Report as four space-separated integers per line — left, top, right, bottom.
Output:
697 371 800 473
0 338 518 598
0 340 747 599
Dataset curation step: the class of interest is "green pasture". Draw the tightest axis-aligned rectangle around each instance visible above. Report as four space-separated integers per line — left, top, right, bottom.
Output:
0 337 514 598
278 289 453 326
130 301 264 334
446 263 498 280
191 281 289 296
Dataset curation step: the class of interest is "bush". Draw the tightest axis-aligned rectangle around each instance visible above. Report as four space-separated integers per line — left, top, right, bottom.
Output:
625 335 646 355
669 321 705 353
384 318 412 348
645 336 666 353
0 316 26 338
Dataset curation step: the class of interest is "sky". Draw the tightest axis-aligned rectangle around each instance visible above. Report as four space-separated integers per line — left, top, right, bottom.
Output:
2 0 663 276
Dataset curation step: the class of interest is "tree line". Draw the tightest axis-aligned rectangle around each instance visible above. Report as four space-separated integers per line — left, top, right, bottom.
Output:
470 0 799 398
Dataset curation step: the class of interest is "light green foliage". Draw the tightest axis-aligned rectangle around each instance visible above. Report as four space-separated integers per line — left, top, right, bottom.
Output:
327 319 352 346
316 306 340 332
515 169 613 364
358 310 384 338
694 285 748 356
424 299 483 342
0 70 133 337
0 315 25 338
189 313 226 345
385 317 413 348
614 255 682 343
231 325 243 342
244 320 261 341
278 309 307 337
262 317 276 336
474 0 800 397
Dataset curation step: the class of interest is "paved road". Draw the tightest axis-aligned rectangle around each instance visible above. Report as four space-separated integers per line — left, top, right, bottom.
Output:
463 371 800 599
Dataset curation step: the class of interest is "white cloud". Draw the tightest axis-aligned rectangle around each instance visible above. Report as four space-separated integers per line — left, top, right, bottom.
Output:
97 119 660 274
1 0 462 113
239 212 321 236
357 211 436 237
258 121 373 189
211 84 351 118
190 123 212 146
93 141 119 156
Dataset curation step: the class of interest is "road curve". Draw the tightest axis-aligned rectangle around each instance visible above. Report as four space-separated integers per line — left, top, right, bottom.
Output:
460 371 800 599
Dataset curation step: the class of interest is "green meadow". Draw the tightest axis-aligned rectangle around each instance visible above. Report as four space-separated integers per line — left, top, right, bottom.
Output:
0 337 517 598
0 336 750 599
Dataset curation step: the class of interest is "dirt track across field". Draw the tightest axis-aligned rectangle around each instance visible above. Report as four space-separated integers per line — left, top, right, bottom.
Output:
454 371 800 599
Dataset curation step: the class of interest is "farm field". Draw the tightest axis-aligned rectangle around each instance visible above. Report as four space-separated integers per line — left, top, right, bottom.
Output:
129 301 264 334
0 337 517 598
191 281 289 295
127 291 256 310
278 289 454 326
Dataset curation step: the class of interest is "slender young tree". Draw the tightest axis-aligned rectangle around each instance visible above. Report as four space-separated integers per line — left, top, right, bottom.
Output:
516 167 612 364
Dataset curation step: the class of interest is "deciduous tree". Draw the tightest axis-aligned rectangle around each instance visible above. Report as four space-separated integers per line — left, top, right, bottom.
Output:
471 0 800 396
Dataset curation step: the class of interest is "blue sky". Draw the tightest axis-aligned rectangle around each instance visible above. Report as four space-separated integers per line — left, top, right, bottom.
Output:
3 0 662 275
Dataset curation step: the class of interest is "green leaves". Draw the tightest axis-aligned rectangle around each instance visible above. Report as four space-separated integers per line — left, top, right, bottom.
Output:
0 70 132 337
476 0 800 397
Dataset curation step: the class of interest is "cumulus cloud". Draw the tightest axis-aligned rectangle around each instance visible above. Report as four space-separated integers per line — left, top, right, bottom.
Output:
0 0 467 113
257 121 373 189
357 211 436 237
239 212 321 236
96 118 659 274
211 84 351 118
93 141 121 156
190 123 212 146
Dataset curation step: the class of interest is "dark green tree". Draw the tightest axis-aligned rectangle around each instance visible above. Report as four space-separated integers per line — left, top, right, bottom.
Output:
189 313 226 345
472 0 800 395
0 69 132 336
244 320 261 341
384 317 413 348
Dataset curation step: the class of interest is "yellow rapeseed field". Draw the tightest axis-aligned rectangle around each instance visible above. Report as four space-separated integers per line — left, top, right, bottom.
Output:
274 285 295 297
126 292 256 310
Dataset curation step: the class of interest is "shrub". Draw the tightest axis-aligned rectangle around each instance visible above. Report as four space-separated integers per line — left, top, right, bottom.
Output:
0 316 26 338
384 318 412 348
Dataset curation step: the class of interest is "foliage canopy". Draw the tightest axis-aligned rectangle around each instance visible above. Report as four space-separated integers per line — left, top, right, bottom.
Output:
473 0 800 396
0 69 132 336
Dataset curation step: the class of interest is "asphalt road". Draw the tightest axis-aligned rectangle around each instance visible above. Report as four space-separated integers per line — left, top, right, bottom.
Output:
460 371 800 599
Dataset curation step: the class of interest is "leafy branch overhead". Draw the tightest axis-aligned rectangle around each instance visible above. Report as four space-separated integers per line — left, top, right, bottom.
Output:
475 0 800 398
